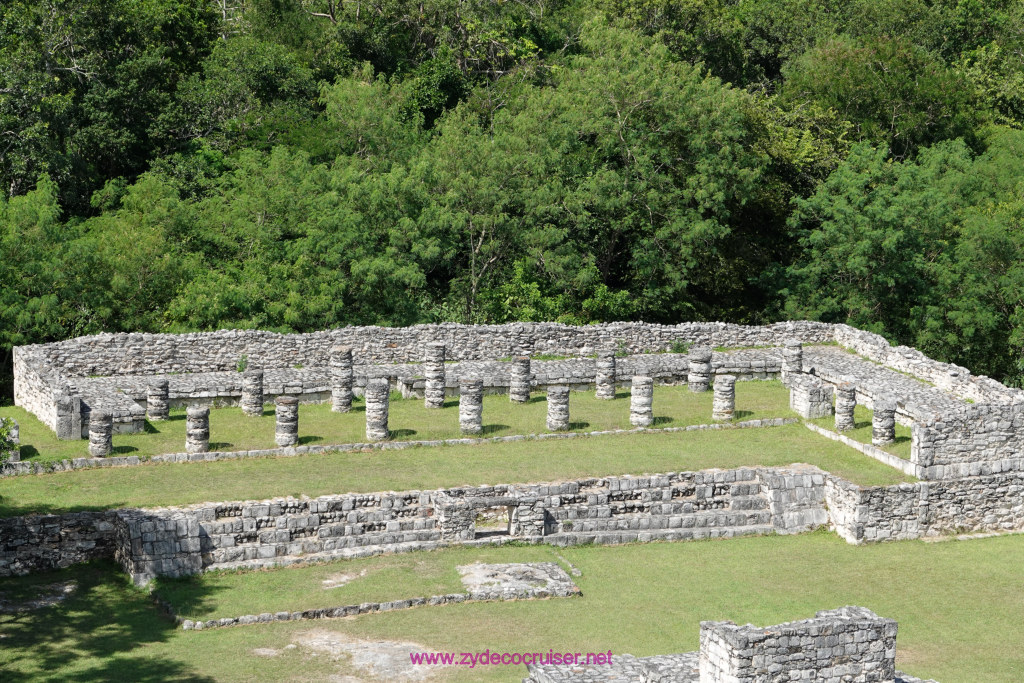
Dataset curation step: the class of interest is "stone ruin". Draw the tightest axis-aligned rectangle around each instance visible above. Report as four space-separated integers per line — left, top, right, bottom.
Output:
523 606 936 683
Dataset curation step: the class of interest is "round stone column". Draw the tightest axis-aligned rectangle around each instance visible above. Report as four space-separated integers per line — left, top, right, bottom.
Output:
275 395 299 447
546 386 570 431
88 410 113 457
147 379 170 421
688 347 713 393
185 406 209 454
510 356 531 403
782 340 803 385
330 345 354 413
240 369 264 417
423 342 446 409
872 398 897 446
835 381 857 432
365 378 390 441
712 375 737 422
595 351 617 400
459 378 484 435
630 375 654 427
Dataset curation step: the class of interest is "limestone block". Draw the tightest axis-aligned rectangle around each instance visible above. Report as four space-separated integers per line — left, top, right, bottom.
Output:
509 356 531 403
147 379 169 421
459 378 483 435
88 410 113 457
185 406 209 454
688 347 713 393
712 375 736 422
365 378 390 441
423 342 446 409
630 375 654 427
330 345 354 413
275 395 299 447
547 386 570 431
595 351 616 400
240 369 264 417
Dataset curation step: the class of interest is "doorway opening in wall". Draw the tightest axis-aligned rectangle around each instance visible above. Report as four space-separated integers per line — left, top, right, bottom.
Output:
475 506 513 539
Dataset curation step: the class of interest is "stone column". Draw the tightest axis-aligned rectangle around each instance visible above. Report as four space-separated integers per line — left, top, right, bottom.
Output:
240 369 264 417
509 356 531 403
423 342 446 409
4 418 20 462
872 398 897 446
688 346 713 392
365 378 390 441
546 386 570 431
147 379 170 421
595 351 617 400
186 406 209 454
835 381 857 432
274 395 299 447
330 345 354 413
630 375 654 427
713 375 736 422
459 378 483 435
88 410 113 457
782 339 803 385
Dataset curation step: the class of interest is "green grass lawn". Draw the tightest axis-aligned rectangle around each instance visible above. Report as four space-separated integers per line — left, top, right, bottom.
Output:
1 382 793 465
0 422 911 518
808 403 913 460
3 532 1024 682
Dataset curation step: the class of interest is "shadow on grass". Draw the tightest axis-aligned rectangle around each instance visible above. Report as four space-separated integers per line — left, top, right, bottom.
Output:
568 421 591 430
526 395 547 404
481 424 510 436
734 410 754 419
0 560 217 682
111 445 139 455
652 416 673 426
391 429 417 439
18 445 39 460
298 435 323 445
208 442 234 451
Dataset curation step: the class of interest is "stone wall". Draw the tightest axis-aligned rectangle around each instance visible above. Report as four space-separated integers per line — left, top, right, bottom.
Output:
698 606 898 683
0 511 117 576
99 465 828 585
911 404 1024 479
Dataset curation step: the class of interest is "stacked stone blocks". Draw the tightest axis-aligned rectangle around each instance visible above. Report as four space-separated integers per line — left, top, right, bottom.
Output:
364 378 390 441
547 386 570 431
240 369 264 417
630 375 654 427
329 345 354 412
88 410 113 457
595 351 616 400
274 396 299 447
186 406 209 454
459 378 483 435
789 375 835 419
712 375 736 421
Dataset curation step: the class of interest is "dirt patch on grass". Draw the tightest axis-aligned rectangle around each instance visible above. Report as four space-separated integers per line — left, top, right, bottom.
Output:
0 581 77 613
321 569 369 590
292 629 447 681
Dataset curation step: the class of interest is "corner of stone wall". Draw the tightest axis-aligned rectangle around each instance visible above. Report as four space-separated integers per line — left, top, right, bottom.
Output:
757 466 829 534
113 509 202 586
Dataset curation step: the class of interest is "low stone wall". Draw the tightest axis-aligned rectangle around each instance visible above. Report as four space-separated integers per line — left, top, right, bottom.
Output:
0 511 118 576
911 403 1024 479
699 606 898 683
105 465 826 585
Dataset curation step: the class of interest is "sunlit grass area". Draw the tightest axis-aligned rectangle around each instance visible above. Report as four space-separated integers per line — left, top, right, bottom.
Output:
808 403 913 460
3 532 1024 682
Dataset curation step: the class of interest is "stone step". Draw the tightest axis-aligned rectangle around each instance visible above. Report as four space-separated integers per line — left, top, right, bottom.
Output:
546 524 778 547
560 510 773 534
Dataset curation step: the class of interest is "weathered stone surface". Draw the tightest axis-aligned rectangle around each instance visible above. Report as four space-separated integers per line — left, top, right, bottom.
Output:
630 375 654 427
509 355 531 403
185 405 209 454
547 386 570 431
789 374 834 419
147 379 169 421
240 369 264 417
459 378 483 435
781 338 803 385
835 380 857 431
275 395 299 447
595 351 616 400
688 346 713 393
873 397 897 446
88 410 113 457
712 375 736 422
2 417 19 462
423 342 446 409
329 345 353 413
365 378 390 441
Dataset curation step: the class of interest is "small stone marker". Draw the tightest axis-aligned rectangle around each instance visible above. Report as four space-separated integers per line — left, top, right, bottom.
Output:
330 345 354 413
546 386 570 431
147 379 170 421
630 375 654 427
595 351 616 400
88 410 113 457
835 381 857 432
688 346 713 393
365 378 390 441
872 397 897 446
186 406 209 454
275 395 299 447
509 356 531 403
423 342 446 409
240 369 264 417
713 375 737 422
459 379 484 435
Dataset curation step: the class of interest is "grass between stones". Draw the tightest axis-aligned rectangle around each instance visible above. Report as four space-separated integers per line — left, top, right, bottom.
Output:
0 422 911 518
3 532 1024 682
2 382 794 464
807 404 913 460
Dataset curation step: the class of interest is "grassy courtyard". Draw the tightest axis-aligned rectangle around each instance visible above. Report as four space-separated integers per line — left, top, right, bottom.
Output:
2 531 1023 682
808 403 914 460
2 382 793 465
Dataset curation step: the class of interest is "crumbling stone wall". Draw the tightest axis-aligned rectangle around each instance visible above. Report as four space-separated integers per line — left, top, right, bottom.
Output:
0 511 117 576
698 606 898 683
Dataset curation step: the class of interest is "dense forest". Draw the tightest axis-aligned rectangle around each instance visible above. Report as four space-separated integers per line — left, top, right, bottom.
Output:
2 0 1024 397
